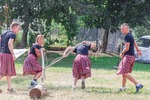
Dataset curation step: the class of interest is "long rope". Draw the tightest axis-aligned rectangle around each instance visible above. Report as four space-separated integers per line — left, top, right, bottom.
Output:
41 49 46 83
45 42 84 69
40 42 83 83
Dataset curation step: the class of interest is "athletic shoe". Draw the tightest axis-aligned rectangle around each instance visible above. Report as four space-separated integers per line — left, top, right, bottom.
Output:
28 80 38 89
7 88 16 94
72 86 76 91
118 88 126 93
136 84 143 92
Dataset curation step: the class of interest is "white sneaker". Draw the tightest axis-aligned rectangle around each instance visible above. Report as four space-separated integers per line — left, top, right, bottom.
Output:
72 86 76 91
118 87 126 92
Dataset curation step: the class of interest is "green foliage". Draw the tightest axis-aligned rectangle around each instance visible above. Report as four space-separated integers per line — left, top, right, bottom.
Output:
133 26 150 40
0 0 150 48
14 31 23 47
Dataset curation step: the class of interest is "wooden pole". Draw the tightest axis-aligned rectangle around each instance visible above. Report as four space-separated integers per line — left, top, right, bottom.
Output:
29 83 47 99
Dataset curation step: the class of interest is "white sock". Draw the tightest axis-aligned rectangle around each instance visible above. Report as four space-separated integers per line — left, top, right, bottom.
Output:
136 83 140 86
72 85 76 88
81 79 85 82
121 87 125 90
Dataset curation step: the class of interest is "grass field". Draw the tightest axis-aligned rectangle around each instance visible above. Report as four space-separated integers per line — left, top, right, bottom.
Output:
0 52 150 100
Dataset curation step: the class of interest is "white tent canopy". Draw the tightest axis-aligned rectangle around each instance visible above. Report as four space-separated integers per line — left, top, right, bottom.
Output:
14 49 28 58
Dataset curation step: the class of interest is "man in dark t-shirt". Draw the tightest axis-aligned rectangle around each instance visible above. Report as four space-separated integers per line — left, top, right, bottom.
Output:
3 31 16 54
117 23 143 93
0 31 11 52
0 22 20 93
63 42 96 90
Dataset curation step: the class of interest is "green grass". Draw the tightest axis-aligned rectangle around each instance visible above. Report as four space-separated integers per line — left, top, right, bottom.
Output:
0 52 150 100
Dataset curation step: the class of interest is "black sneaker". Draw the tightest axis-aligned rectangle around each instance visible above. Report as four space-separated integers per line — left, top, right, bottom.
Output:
136 84 143 92
81 81 85 89
28 80 38 89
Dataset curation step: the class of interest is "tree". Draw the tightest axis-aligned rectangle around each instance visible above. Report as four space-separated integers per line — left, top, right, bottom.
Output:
1 0 150 49
8 0 78 47
72 0 150 52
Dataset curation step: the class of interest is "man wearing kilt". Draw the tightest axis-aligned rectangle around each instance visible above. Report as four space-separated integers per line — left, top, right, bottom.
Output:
117 23 143 93
63 41 96 90
0 22 20 93
23 35 44 88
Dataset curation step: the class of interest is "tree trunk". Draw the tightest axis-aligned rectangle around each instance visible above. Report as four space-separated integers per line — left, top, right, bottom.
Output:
20 21 29 47
29 83 47 99
102 29 109 53
95 28 99 52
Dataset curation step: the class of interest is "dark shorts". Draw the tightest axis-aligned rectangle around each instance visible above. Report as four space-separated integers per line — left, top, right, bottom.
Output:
117 55 135 75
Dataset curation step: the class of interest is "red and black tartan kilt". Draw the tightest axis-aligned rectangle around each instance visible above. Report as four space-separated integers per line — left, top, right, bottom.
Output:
117 55 135 75
23 54 42 75
73 54 91 79
0 53 16 76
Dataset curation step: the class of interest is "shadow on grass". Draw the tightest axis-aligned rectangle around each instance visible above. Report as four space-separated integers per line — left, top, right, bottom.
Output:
39 85 146 95
85 86 143 94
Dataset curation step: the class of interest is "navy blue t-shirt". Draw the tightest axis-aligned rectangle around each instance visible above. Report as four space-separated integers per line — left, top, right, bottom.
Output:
3 31 16 54
124 33 134 56
29 43 42 58
74 43 91 55
0 30 11 52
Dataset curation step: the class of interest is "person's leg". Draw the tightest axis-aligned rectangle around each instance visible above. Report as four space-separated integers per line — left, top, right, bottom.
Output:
124 73 138 85
6 75 16 93
122 74 127 88
0 75 3 93
73 78 78 88
81 76 85 89
0 75 3 80
6 75 12 90
33 72 42 80
118 74 127 91
124 73 143 92
30 72 42 87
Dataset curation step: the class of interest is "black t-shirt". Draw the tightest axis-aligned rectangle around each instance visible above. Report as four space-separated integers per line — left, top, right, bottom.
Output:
124 33 135 56
29 43 42 57
74 43 91 55
3 31 16 54
0 30 11 52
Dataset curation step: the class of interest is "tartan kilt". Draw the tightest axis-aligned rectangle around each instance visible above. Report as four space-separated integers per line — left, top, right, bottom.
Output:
0 53 16 76
73 54 91 79
23 54 42 75
117 55 135 75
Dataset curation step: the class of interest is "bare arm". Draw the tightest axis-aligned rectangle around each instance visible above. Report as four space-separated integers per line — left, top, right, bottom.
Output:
8 38 16 60
120 42 130 58
35 48 41 58
63 47 75 57
134 40 142 56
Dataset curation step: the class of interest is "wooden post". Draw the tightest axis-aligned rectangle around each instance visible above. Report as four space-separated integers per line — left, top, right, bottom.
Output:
29 83 46 99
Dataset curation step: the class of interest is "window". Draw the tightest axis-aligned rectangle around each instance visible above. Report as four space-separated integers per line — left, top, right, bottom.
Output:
137 38 150 48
